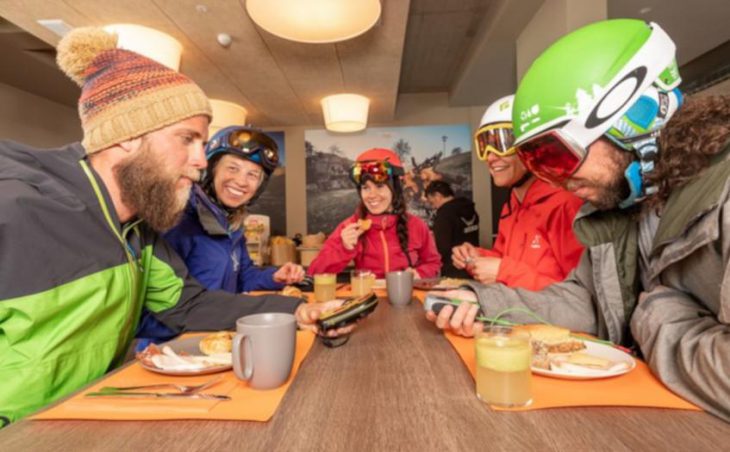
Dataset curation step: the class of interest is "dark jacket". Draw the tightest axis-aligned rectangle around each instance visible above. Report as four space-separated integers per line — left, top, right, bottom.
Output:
432 197 479 277
0 140 302 422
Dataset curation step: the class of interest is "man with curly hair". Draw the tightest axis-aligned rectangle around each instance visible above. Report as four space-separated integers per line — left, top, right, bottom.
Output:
427 19 730 422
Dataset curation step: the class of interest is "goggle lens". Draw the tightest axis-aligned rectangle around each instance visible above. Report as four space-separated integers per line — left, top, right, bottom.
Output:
350 160 393 185
208 129 279 171
474 123 517 159
516 132 583 185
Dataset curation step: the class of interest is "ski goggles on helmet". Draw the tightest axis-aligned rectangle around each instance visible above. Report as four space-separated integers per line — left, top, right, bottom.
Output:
516 129 587 185
206 129 280 174
473 122 517 160
349 160 402 185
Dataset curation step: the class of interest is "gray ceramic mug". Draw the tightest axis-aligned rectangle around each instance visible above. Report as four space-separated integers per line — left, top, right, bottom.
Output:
386 271 414 306
232 312 296 389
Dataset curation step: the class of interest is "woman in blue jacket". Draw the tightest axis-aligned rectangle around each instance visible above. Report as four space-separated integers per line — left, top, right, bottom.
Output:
136 126 305 345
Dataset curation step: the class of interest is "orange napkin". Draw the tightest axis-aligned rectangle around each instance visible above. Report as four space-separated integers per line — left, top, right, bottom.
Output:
443 332 700 411
33 331 315 421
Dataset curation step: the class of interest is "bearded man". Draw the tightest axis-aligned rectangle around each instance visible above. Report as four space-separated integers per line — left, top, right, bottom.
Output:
0 27 353 424
426 19 730 422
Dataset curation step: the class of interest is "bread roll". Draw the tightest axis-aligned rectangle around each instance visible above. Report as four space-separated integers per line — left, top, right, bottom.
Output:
199 331 234 355
281 285 303 298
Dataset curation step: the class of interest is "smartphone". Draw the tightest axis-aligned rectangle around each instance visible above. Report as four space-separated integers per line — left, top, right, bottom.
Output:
317 292 379 333
423 293 483 317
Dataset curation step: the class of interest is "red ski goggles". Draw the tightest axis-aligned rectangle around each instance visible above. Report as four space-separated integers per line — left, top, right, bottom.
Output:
516 129 587 185
474 122 517 159
349 160 403 185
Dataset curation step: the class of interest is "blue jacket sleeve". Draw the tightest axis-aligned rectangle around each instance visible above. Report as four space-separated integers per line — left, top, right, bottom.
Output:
163 220 195 262
237 237 283 292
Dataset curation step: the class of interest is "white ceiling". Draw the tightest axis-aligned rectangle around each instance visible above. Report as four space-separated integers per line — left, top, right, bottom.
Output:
0 0 729 128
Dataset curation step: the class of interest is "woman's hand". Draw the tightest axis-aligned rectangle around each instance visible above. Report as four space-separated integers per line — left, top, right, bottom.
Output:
468 257 502 284
273 262 305 284
452 242 479 269
340 222 365 251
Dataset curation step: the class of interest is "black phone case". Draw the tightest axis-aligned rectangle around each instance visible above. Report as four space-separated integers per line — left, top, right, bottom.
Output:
317 293 379 332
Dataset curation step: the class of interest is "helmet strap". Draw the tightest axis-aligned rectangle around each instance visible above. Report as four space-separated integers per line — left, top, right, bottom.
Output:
617 136 660 209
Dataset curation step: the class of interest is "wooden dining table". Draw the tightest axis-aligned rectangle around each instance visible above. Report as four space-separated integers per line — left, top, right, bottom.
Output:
2 297 729 451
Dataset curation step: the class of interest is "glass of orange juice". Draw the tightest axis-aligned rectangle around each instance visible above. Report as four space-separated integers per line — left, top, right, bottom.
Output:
474 326 532 407
313 273 337 302
350 270 375 296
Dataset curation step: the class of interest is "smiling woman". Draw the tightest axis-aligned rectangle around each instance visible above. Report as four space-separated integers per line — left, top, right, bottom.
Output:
212 155 265 211
307 148 442 279
450 95 584 291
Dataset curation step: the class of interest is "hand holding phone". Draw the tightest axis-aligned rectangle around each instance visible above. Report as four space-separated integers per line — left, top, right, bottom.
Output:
423 293 482 317
424 291 484 337
317 292 379 333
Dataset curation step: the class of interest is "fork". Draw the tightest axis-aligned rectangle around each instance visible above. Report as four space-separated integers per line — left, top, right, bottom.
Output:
98 375 223 394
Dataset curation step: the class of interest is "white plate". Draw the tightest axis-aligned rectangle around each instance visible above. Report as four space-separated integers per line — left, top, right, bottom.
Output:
532 341 636 380
138 336 233 376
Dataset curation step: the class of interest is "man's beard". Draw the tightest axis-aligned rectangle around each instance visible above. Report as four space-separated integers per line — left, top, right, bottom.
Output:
116 143 197 232
567 150 633 211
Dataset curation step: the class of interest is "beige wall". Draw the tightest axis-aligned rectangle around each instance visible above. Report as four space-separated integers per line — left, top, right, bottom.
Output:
0 82 81 147
517 0 607 80
269 93 494 248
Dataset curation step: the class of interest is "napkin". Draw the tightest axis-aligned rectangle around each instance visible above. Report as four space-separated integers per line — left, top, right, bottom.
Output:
149 346 232 371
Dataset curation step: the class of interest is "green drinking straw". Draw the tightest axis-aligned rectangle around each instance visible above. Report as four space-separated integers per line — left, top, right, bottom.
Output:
448 299 630 352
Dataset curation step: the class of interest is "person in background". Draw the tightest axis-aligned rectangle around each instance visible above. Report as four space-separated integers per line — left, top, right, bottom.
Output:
424 180 479 278
0 27 352 424
451 95 583 290
135 126 305 347
308 148 442 279
426 19 730 422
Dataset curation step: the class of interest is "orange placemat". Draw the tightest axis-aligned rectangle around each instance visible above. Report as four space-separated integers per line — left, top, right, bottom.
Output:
443 332 700 411
33 331 316 421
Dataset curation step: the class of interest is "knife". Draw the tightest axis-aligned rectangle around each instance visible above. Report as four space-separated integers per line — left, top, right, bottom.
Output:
85 391 231 401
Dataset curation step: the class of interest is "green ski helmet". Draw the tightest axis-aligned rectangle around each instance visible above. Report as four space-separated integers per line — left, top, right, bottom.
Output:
513 19 683 208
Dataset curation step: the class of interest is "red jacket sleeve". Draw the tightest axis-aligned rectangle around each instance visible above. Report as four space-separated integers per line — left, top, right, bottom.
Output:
495 196 584 290
306 216 358 276
411 218 442 278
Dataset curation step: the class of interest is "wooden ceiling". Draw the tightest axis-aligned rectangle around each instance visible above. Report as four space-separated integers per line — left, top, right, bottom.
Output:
1 0 729 129
0 0 508 127
0 0 414 126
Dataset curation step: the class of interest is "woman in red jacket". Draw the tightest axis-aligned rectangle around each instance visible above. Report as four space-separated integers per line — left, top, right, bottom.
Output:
452 95 584 291
308 148 442 279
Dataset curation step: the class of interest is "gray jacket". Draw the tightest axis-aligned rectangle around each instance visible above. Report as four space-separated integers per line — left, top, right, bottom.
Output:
469 145 730 421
